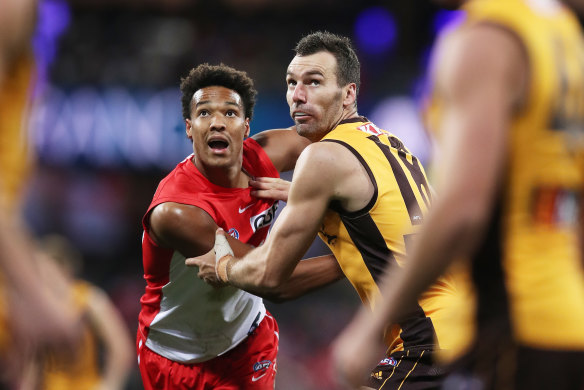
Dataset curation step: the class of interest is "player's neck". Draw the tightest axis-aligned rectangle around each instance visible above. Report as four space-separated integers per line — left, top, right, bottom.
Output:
340 107 359 122
193 157 249 188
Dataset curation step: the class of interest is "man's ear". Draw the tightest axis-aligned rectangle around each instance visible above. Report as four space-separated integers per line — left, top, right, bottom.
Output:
343 83 357 108
186 119 193 140
244 118 250 138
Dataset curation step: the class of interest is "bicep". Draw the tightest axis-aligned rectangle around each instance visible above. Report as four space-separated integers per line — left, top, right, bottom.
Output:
261 147 338 267
436 25 525 205
149 202 218 257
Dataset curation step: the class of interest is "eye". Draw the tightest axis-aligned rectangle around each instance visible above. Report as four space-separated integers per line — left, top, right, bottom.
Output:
199 109 209 117
309 79 320 86
287 79 297 87
226 110 237 117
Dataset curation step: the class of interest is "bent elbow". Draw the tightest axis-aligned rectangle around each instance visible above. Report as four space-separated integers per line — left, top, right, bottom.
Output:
257 274 284 291
255 263 287 291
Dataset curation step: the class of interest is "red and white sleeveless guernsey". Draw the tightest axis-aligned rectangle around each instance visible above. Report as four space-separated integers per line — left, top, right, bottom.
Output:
138 138 279 363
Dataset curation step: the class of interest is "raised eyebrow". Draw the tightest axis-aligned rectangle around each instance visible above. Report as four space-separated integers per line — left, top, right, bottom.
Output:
286 70 324 78
304 70 324 77
224 101 241 109
194 101 241 109
194 100 211 107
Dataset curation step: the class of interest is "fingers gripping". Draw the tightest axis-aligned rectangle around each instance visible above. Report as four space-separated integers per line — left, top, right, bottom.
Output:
214 229 234 282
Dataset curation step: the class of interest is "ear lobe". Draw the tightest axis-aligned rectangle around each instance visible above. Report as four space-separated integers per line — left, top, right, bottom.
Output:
344 84 357 107
244 118 250 138
185 119 193 140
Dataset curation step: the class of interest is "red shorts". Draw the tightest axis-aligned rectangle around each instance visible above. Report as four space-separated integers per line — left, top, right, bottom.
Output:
137 312 279 390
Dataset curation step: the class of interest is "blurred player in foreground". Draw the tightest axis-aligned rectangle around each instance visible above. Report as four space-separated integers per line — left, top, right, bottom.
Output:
332 0 584 389
0 0 80 386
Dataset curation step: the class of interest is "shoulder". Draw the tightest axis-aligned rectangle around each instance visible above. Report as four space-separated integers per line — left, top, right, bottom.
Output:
437 23 527 104
296 141 351 170
250 127 311 172
251 127 306 146
152 157 198 197
291 138 374 210
293 141 366 188
150 202 215 229
149 202 216 248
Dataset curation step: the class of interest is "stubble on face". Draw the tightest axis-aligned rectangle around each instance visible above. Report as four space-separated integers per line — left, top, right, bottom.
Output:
294 89 344 142
287 52 346 142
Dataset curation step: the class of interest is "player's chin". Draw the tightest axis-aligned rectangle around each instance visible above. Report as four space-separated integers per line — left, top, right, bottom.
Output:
205 150 234 164
295 123 317 140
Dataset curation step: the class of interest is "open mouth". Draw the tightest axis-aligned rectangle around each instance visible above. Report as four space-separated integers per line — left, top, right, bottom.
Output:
208 140 229 152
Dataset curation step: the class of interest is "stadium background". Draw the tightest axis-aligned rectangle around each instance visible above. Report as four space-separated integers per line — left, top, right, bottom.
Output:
24 1 461 388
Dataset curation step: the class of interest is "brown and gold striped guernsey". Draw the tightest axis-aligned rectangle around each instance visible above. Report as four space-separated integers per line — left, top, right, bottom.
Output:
425 0 584 359
318 117 459 355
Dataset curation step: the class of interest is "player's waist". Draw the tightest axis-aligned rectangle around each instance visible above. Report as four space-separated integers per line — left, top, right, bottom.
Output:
142 303 266 363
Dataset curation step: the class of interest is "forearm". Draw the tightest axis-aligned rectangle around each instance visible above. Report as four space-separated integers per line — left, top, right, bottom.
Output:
101 355 132 390
87 289 133 390
101 322 132 389
261 255 344 302
226 234 256 258
225 243 292 293
223 215 319 292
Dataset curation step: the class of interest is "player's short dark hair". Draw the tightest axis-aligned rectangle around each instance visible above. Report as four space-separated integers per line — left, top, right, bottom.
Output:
180 63 257 121
294 31 361 95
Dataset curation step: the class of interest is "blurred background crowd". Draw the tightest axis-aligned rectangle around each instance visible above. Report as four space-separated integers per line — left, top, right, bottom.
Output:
22 0 464 388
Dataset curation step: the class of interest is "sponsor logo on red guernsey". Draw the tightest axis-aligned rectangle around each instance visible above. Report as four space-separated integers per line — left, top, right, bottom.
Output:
250 203 278 233
251 360 273 382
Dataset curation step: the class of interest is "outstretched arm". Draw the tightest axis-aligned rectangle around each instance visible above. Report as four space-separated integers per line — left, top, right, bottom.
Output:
190 239 345 301
206 141 369 295
180 171 343 295
332 23 527 388
265 254 344 302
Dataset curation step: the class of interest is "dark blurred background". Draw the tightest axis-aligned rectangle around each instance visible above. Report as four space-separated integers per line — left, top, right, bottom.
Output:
23 1 462 388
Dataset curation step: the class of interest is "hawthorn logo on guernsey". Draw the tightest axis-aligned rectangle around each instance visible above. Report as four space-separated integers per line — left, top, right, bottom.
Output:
357 122 389 137
250 203 278 233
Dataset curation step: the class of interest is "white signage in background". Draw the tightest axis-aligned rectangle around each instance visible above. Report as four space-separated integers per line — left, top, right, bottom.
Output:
29 85 192 169
368 96 433 166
